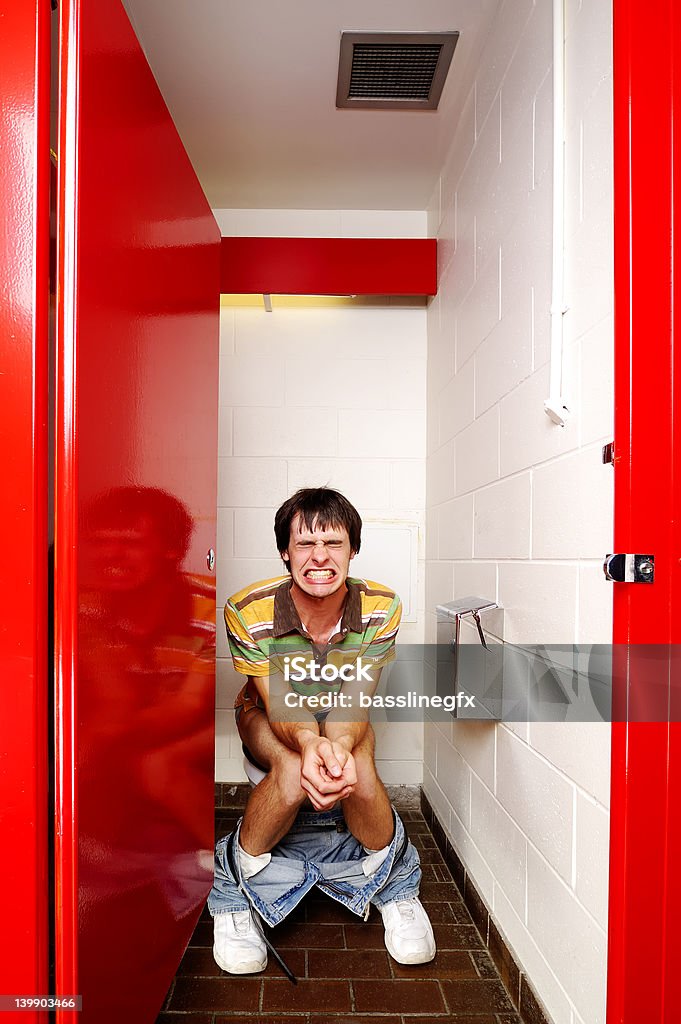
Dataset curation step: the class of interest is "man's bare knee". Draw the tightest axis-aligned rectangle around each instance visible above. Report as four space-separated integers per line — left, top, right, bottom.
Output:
239 708 291 770
269 751 307 809
352 722 375 754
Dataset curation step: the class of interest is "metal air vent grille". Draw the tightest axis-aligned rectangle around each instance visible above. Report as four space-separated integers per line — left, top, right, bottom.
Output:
337 32 459 111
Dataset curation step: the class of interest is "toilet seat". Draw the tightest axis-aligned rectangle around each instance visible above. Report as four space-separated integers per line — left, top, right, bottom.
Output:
242 744 268 787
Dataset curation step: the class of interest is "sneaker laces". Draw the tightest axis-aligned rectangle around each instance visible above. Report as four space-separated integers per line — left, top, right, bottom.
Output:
395 899 418 922
232 910 253 935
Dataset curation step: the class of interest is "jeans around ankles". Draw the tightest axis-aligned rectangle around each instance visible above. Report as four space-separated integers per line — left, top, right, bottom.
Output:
207 805 421 927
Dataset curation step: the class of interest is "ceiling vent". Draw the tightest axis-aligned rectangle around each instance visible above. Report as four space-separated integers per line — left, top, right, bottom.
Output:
336 31 459 111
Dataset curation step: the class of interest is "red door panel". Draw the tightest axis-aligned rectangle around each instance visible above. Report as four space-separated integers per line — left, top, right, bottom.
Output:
54 2 220 1021
609 0 681 1020
0 0 50 1020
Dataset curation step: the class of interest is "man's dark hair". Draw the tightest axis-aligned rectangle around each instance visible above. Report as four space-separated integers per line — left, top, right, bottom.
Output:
274 488 362 572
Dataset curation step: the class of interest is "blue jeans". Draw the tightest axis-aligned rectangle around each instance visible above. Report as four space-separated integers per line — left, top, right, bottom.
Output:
208 805 421 928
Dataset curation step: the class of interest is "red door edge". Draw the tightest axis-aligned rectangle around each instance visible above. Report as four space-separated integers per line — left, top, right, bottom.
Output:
54 0 80 1001
0 0 51 1019
609 0 680 1020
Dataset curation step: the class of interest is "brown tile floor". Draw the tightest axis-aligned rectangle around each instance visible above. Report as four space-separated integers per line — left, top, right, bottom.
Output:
156 804 522 1024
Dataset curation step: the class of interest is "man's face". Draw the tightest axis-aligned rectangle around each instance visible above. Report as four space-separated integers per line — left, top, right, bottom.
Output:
283 513 355 600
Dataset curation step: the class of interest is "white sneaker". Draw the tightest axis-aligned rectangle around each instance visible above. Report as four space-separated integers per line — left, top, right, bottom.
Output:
213 909 268 974
379 897 436 965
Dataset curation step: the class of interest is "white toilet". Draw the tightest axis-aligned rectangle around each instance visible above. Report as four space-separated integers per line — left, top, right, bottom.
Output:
242 749 268 787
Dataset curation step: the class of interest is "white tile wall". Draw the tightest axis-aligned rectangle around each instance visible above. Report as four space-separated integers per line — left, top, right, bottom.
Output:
213 208 427 239
474 0 534 133
234 407 338 458
474 294 533 414
528 722 611 809
474 475 531 559
216 296 427 783
499 364 578 477
436 735 471 829
497 562 578 644
532 446 614 559
424 2 614 1022
451 561 498 606
449 803 496 909
233 507 278 560
455 252 501 371
493 884 574 1024
496 727 574 883
234 306 424 363
470 775 527 917
287 458 391 510
451 720 496 791
338 409 425 460
218 456 287 508
455 406 500 495
218 406 233 458
437 494 475 560
574 791 610 928
527 847 607 1024
426 439 456 508
423 722 438 779
578 563 613 644
390 461 427 510
438 356 475 449
219 354 284 408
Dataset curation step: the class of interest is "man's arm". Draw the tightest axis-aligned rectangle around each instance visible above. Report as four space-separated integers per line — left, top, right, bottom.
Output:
248 675 355 808
324 590 401 753
249 673 320 752
322 666 382 752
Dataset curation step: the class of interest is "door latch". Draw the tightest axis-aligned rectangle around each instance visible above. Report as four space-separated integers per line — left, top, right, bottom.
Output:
603 553 654 583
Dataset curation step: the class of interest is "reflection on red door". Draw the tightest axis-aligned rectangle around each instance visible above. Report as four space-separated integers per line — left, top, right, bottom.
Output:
54 1 220 1020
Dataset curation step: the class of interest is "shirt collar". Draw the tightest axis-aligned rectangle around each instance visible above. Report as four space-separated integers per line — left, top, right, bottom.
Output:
272 577 362 638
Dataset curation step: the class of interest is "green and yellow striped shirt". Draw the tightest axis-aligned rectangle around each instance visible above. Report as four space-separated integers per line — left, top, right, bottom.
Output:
225 575 401 698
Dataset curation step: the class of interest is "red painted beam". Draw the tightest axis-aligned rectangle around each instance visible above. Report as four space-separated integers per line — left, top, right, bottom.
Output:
220 236 437 295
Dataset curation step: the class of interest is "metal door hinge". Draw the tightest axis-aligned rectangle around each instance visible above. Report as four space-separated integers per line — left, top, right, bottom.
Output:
603 553 654 583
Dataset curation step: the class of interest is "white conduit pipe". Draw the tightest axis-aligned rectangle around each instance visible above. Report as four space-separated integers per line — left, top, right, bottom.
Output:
544 0 569 426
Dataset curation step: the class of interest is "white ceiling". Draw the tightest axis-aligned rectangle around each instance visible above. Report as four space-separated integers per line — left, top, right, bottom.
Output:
123 0 500 211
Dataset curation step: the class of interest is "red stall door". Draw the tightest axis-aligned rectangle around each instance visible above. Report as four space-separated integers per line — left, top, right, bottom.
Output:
53 1 220 1021
0 1 50 1021
609 0 681 1020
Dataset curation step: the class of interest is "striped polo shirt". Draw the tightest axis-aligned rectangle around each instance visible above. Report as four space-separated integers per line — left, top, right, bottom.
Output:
225 575 401 698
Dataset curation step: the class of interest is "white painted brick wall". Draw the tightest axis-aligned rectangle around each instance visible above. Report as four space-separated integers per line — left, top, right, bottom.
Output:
474 475 532 559
424 2 613 1023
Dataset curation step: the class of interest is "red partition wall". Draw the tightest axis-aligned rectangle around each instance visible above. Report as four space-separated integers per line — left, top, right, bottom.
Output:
609 0 681 1020
0 0 50 1020
54 1 221 1021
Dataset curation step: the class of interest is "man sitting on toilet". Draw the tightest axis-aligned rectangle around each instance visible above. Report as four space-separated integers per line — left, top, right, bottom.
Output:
208 487 436 974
